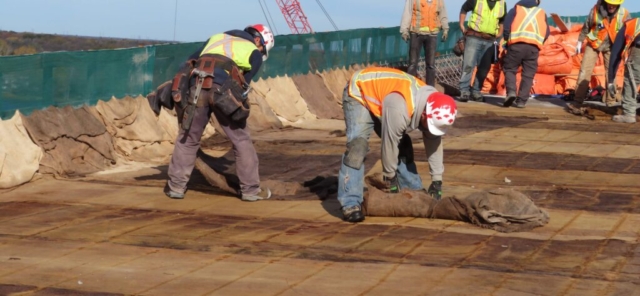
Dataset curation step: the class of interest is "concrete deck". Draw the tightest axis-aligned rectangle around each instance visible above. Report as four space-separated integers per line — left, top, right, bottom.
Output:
0 98 638 295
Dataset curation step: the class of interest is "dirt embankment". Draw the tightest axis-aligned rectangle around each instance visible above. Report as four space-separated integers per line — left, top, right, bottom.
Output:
0 66 363 189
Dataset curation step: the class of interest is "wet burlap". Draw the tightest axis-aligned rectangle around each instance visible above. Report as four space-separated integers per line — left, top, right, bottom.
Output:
194 146 343 199
292 73 344 119
0 112 43 188
364 174 550 233
21 106 116 176
565 102 626 121
95 96 174 162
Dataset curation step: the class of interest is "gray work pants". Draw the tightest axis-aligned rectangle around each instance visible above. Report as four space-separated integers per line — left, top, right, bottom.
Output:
621 48 640 116
503 43 539 101
167 85 260 196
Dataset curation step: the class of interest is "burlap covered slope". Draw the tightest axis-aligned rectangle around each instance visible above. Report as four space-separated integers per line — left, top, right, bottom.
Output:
21 106 117 176
95 96 174 162
251 76 316 123
246 90 283 132
292 73 344 120
0 112 43 188
364 175 550 233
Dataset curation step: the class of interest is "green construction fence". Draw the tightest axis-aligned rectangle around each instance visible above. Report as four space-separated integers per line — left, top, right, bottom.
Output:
2 12 639 118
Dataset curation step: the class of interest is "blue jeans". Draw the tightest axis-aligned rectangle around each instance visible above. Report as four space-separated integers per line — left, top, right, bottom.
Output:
459 36 494 94
337 91 424 208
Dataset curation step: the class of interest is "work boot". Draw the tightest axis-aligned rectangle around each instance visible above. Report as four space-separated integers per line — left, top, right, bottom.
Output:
241 188 272 202
471 92 485 102
514 99 527 108
459 92 470 103
164 184 185 199
342 205 365 223
503 96 517 107
612 114 637 123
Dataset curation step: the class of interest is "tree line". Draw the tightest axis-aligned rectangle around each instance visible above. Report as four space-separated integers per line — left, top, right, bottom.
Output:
0 31 172 56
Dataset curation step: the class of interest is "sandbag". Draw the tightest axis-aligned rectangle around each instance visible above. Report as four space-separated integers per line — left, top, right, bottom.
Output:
0 112 43 188
532 74 557 95
363 174 550 233
537 43 573 75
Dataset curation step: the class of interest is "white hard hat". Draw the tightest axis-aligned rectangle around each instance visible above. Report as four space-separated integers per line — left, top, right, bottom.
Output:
245 24 275 61
421 92 457 136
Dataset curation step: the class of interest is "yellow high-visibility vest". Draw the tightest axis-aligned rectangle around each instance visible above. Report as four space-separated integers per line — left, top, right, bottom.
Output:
200 33 258 71
468 0 505 36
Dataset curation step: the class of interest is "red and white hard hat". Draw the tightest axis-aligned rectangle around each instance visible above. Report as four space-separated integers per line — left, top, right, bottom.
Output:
422 93 457 136
245 24 275 61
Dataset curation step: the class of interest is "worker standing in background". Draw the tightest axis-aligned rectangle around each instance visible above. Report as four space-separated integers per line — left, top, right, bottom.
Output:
164 24 275 201
337 67 457 223
458 0 508 103
400 0 450 85
502 0 549 108
574 0 629 105
607 18 640 123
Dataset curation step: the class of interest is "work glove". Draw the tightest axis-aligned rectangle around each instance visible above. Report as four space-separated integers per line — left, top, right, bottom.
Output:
401 31 410 42
576 41 582 55
607 83 617 98
427 181 442 200
441 29 448 42
383 174 400 193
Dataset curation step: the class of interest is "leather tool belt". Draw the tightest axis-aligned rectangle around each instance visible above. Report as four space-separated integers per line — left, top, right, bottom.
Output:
465 29 495 40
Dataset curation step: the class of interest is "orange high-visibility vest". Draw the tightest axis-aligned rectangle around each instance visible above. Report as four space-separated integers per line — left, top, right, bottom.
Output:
508 6 548 50
411 0 440 32
622 18 640 62
347 67 426 118
587 5 629 49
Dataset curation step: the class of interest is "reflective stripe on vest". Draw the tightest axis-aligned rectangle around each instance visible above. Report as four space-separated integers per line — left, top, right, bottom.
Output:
200 33 257 71
623 18 640 62
508 6 548 50
468 0 505 36
411 0 440 32
347 67 426 118
587 6 629 49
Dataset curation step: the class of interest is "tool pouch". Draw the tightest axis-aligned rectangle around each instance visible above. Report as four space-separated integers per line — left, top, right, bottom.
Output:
213 78 250 122
171 59 197 104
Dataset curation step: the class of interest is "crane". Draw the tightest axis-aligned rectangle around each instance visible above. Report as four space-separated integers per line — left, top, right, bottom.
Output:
258 0 338 35
275 0 313 34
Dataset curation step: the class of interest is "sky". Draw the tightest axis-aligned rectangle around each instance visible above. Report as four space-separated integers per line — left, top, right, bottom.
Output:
1 0 640 43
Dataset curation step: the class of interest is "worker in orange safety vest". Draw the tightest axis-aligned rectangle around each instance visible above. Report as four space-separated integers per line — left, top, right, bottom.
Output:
400 0 450 85
501 0 549 108
607 18 640 123
574 0 630 105
337 67 457 223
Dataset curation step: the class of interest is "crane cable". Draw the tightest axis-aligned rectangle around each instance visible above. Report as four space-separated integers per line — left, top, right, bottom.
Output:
257 0 279 35
314 0 338 31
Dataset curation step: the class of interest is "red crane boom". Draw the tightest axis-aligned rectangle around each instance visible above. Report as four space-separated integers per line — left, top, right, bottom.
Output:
275 0 313 34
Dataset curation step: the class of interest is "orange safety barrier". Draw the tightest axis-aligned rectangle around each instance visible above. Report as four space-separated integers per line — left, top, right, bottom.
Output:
477 24 635 96
537 43 573 75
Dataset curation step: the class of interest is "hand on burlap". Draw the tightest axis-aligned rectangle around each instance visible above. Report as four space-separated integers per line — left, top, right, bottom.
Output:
607 83 617 98
427 181 442 200
383 174 400 193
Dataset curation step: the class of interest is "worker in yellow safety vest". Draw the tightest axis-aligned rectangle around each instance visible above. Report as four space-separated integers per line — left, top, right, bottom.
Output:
338 67 458 223
607 18 640 123
400 0 450 85
458 0 508 102
501 0 549 108
163 24 276 201
574 0 630 105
